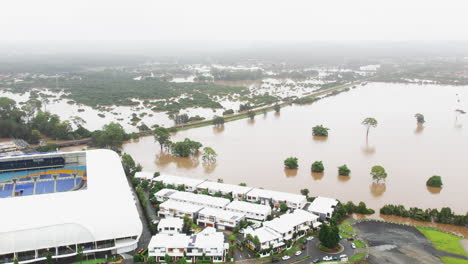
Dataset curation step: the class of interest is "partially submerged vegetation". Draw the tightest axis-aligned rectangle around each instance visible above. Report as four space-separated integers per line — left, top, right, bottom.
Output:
380 204 468 226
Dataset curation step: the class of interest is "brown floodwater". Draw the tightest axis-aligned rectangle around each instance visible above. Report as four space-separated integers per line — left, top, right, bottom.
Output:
122 82 468 216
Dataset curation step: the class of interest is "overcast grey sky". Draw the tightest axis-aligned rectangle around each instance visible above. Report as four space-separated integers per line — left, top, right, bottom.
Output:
1 0 468 43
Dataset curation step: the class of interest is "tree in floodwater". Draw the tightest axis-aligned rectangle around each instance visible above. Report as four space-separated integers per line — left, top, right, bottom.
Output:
362 117 378 143
274 104 281 113
202 147 217 163
247 110 255 119
284 157 298 169
213 116 225 126
426 175 443 187
415 113 425 124
312 125 330 137
154 127 171 151
370 165 387 183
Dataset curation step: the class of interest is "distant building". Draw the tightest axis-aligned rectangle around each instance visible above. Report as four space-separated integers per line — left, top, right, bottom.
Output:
245 188 307 209
225 200 272 221
307 196 338 220
196 181 253 200
0 139 30 156
148 227 228 263
157 218 184 234
134 171 155 180
197 207 245 230
155 189 230 209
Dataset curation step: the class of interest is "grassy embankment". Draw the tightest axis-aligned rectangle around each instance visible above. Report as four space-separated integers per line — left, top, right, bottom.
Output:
416 227 467 256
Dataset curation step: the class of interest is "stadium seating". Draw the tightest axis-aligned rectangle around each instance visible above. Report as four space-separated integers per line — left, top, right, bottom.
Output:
35 181 55 194
15 183 35 196
0 184 13 198
56 179 75 192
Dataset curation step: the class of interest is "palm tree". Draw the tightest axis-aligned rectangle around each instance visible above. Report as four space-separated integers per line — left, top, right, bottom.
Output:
362 117 378 143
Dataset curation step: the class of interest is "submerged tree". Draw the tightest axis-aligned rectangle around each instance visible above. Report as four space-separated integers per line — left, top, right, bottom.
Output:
415 113 425 124
338 164 351 176
284 157 299 169
312 125 330 137
154 127 171 150
311 161 325 173
362 117 378 143
202 147 217 163
274 104 281 113
247 110 255 119
370 165 387 182
213 116 225 126
426 175 443 187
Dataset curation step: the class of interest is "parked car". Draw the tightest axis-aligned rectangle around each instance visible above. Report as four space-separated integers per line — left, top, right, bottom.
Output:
302 239 308 244
351 243 356 249
333 256 339 260
340 254 347 259
339 234 343 240
322 256 332 261
282 255 290 260
306 236 314 241
271 257 280 263
312 258 320 263
347 237 355 241
295 251 302 256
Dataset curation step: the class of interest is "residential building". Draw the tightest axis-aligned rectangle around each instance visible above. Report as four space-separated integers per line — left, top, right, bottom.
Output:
243 226 283 251
157 218 183 234
245 188 307 209
225 200 271 221
196 181 253 200
168 190 230 209
155 188 178 202
153 175 206 192
158 200 204 220
307 196 338 220
148 227 228 263
134 171 154 181
197 207 245 230
263 209 319 240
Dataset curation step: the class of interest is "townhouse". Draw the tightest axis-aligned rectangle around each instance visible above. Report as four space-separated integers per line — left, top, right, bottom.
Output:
225 200 272 221
197 207 245 230
245 188 307 209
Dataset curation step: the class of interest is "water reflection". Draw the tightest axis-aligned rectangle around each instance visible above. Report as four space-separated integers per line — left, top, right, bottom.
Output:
247 118 255 125
311 172 324 180
361 144 376 156
414 124 424 134
284 168 298 177
274 112 280 118
203 162 218 174
155 152 200 169
427 186 442 194
213 125 225 134
312 136 328 142
338 175 350 182
370 182 386 197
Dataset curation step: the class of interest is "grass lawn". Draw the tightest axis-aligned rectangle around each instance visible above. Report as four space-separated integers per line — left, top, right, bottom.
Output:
348 253 367 262
354 240 366 248
417 227 468 256
440 257 468 264
338 221 356 237
71 259 106 264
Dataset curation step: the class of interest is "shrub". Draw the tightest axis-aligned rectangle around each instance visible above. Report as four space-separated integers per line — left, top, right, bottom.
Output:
338 165 351 176
284 157 298 169
427 175 443 187
311 161 324 173
312 125 329 137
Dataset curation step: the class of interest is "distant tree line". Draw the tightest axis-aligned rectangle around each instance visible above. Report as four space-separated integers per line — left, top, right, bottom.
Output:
380 204 468 226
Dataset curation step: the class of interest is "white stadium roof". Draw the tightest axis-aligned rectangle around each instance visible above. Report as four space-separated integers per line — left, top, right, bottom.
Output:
0 149 142 255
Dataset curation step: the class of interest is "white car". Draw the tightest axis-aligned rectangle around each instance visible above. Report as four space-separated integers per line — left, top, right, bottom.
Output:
351 243 356 249
340 254 347 259
282 256 290 260
306 236 314 241
295 251 302 256
322 256 331 261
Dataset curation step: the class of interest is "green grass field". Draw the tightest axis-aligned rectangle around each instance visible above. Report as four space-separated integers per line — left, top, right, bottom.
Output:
348 253 367 262
354 240 366 248
440 257 468 264
417 227 467 256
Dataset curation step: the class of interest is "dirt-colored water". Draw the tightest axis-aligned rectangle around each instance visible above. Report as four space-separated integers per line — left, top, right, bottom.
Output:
123 83 468 216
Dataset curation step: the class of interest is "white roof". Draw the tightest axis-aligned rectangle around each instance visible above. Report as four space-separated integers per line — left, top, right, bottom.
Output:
247 188 306 204
226 200 271 215
0 150 142 255
159 200 204 213
155 188 179 198
134 171 154 180
308 196 338 215
149 227 225 250
170 191 231 208
158 218 183 230
244 226 282 243
197 181 253 195
153 174 206 187
198 207 244 222
263 209 318 234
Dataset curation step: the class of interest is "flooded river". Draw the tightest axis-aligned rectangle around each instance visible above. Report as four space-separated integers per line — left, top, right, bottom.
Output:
123 82 468 214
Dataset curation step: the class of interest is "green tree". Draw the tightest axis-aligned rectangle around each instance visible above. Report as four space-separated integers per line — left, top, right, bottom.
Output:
274 104 281 113
154 127 171 150
239 183 247 187
338 164 351 176
362 117 378 143
312 125 330 137
426 175 443 187
371 165 387 182
13 258 19 264
284 157 298 169
121 153 142 177
164 254 173 263
92 122 128 150
76 246 83 264
280 203 288 213
202 147 217 163
415 113 425 124
178 257 187 264
171 138 202 157
46 251 54 264
300 188 310 197
213 116 225 126
247 110 255 119
311 161 324 173
253 235 261 250
319 224 340 249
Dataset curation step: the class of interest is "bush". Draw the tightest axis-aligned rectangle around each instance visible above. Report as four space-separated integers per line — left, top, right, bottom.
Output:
312 125 329 137
284 157 298 169
311 161 324 173
427 175 443 187
338 165 351 176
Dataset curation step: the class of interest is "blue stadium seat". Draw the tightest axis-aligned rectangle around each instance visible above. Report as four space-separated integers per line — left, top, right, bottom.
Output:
35 181 55 194
56 179 75 192
0 184 13 198
15 183 35 196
